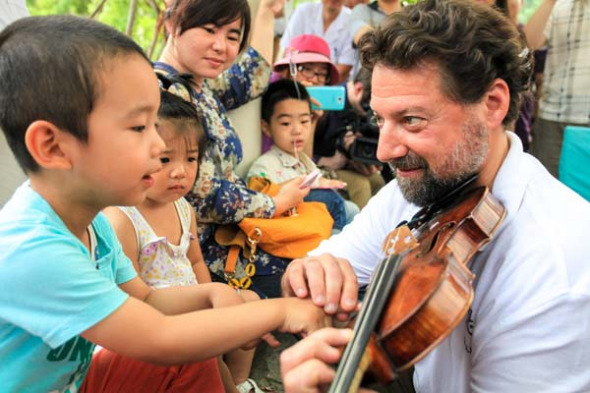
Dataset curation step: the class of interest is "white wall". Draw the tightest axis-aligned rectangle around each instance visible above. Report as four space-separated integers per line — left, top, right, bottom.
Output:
228 0 263 179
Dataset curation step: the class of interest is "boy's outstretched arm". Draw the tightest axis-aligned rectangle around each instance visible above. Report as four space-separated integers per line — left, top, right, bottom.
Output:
81 292 330 365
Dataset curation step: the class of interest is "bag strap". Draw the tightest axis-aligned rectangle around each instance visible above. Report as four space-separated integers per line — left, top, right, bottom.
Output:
217 226 262 289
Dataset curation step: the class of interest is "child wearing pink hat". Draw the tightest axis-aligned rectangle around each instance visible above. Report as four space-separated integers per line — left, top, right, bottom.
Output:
273 34 340 85
264 34 341 154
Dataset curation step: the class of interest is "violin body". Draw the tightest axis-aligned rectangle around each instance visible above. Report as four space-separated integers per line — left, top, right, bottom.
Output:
370 186 505 383
329 186 506 392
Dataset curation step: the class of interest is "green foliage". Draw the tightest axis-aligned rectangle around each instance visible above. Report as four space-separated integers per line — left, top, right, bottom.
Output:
519 0 544 24
26 0 166 60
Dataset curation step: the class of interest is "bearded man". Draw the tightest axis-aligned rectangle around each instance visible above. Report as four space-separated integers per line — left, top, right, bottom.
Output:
279 0 590 392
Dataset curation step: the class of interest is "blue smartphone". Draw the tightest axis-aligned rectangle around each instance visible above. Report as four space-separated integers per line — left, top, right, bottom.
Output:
306 86 345 111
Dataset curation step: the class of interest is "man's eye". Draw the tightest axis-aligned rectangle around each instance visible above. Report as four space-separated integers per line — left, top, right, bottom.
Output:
188 157 198 163
280 122 291 127
202 25 215 34
160 157 170 164
404 116 423 126
130 125 145 132
371 114 384 127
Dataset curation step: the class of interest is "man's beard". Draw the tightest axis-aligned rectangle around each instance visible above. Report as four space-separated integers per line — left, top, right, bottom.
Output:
388 117 489 207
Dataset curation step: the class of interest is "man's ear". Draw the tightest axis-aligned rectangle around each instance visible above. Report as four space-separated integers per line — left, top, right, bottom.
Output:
261 120 272 138
24 121 75 170
353 81 363 96
483 78 510 129
349 81 364 107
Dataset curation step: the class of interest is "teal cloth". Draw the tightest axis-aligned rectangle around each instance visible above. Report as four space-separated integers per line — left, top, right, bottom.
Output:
559 126 590 201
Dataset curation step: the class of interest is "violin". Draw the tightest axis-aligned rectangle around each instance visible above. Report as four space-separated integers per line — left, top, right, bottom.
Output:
328 181 506 392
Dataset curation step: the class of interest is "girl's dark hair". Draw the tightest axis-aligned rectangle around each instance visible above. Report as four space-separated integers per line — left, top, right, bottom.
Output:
166 0 251 53
359 0 533 125
261 79 311 123
157 73 206 163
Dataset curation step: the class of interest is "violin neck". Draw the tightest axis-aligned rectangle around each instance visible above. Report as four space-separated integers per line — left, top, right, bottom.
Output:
328 253 404 392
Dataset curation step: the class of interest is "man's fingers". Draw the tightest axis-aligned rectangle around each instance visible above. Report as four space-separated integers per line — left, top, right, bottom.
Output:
304 257 331 308
282 260 309 298
338 258 360 313
283 359 334 393
281 328 352 372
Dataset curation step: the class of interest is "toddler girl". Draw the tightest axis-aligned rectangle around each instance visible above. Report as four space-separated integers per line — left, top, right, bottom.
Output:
103 75 262 393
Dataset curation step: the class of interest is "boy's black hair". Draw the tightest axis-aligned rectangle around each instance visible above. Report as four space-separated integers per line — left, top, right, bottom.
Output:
261 79 311 123
0 15 150 173
166 0 251 53
157 73 206 163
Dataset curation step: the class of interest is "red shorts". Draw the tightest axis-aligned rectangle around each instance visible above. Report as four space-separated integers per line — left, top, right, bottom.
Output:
81 349 224 392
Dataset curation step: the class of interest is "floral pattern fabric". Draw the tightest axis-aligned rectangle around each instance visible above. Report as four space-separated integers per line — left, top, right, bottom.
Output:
154 48 289 284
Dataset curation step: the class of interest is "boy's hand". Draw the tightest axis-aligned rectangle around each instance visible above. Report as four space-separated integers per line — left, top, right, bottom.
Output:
314 178 346 190
279 298 333 336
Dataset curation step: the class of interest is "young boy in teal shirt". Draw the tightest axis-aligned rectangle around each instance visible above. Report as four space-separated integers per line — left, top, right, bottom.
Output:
0 15 332 392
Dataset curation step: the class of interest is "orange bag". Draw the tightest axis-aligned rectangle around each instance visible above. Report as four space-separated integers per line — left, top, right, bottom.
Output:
214 177 334 289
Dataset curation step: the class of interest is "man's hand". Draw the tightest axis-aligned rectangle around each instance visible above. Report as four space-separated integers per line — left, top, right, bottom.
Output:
281 328 377 393
281 253 359 321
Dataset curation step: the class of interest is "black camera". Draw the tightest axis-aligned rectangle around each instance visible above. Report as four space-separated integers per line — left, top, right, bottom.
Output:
348 108 381 165
349 136 380 165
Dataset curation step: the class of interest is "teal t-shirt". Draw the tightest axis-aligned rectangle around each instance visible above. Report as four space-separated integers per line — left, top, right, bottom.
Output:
0 182 137 392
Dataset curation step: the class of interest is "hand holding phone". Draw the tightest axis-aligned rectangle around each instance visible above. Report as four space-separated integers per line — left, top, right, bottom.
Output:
299 170 322 189
306 86 345 111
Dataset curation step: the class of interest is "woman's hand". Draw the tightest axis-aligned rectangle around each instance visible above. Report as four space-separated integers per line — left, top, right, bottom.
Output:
272 176 310 216
259 0 286 17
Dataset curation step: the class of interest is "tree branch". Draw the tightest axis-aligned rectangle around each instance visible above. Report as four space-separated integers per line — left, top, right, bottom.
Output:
147 10 165 59
90 0 109 19
125 0 139 36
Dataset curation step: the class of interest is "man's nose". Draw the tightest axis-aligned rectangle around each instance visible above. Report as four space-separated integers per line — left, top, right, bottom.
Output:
376 122 409 162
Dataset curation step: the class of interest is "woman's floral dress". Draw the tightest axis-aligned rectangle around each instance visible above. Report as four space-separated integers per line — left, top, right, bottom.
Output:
154 48 289 295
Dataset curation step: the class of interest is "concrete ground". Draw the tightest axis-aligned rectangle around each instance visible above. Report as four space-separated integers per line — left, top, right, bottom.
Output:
249 333 298 392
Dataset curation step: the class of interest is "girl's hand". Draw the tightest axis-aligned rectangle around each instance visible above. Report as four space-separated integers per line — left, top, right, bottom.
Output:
279 298 333 336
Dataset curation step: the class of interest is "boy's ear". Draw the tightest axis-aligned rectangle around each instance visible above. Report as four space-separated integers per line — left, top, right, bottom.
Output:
261 120 272 138
24 120 75 170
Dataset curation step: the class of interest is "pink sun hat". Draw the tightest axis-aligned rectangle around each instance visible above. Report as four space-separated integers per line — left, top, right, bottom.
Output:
273 34 340 85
